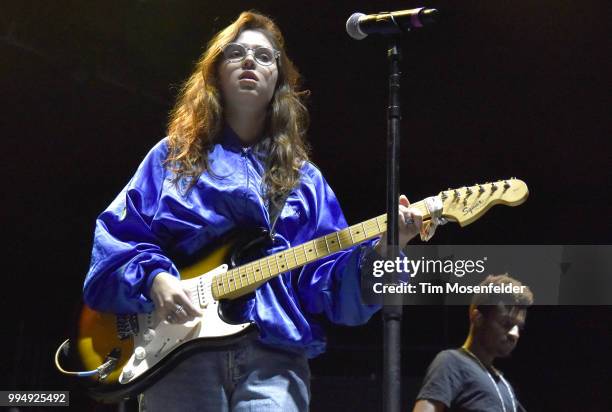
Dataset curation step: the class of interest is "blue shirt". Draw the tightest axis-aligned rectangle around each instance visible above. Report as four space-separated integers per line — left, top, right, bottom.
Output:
83 127 380 357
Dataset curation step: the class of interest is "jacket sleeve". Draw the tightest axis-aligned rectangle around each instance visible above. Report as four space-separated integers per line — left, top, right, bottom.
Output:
296 165 381 325
83 139 179 314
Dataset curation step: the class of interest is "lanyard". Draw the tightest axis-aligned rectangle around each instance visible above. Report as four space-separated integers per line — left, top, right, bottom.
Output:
460 347 517 412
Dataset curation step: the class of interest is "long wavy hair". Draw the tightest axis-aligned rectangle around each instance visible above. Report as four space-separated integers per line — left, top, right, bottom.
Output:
166 11 310 205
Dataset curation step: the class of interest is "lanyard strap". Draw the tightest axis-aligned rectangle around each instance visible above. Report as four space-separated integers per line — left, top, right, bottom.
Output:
461 347 517 412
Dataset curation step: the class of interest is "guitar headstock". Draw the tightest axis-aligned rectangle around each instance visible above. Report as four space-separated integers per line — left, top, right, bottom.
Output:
439 178 529 227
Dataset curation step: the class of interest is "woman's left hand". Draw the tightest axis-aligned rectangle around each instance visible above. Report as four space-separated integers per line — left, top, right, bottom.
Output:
374 194 423 256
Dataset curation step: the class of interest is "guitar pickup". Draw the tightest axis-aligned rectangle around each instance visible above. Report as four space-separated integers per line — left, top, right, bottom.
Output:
115 314 139 340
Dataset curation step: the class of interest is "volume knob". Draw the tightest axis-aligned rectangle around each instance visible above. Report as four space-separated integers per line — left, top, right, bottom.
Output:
134 346 146 361
122 367 134 380
143 328 156 342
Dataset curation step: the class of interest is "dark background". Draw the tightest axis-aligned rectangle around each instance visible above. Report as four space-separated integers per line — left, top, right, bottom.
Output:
2 1 610 410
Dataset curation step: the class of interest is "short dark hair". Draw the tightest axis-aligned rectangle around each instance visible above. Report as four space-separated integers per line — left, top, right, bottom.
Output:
471 274 534 316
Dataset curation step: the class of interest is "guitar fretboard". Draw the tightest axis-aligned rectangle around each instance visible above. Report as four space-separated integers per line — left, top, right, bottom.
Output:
211 201 429 300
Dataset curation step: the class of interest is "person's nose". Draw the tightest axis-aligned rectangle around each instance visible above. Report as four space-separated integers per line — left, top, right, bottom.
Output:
241 50 256 69
508 324 520 341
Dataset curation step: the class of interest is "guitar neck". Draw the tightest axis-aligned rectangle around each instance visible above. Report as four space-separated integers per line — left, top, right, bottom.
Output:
207 178 529 300
211 200 429 300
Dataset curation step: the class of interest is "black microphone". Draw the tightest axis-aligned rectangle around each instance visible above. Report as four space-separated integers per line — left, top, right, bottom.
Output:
346 8 438 40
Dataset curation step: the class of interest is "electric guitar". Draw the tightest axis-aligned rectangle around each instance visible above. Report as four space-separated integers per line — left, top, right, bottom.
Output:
61 179 528 401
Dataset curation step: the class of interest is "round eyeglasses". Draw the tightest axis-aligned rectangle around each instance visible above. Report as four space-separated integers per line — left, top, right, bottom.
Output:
221 43 280 66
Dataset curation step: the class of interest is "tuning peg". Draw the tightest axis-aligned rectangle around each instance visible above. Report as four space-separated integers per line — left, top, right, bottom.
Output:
454 189 460 198
441 191 448 201
478 184 485 194
503 180 511 189
466 187 473 195
491 183 498 192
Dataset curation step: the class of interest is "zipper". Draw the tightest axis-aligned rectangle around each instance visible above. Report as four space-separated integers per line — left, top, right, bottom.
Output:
241 148 250 213
269 190 292 242
241 147 276 241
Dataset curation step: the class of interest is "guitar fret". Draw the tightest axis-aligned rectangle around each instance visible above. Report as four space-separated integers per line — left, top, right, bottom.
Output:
223 272 230 294
252 263 258 283
354 223 366 241
311 240 320 257
212 276 219 297
362 220 372 237
304 241 317 261
348 225 355 243
216 274 223 296
284 251 295 270
297 245 308 265
225 270 232 292
335 232 342 249
323 235 330 253
269 254 280 276
291 249 299 267
333 233 341 251
372 217 384 235
361 221 368 239
254 260 263 282
315 238 328 256
221 274 227 295
224 271 233 292
259 258 269 279
245 263 253 285
302 245 311 263
265 256 273 279
276 252 289 273
378 214 387 232
230 270 238 292
338 228 353 247
233 268 240 290
237 266 245 289
219 273 226 295
375 216 382 234
364 219 378 237
243 264 252 286
291 247 300 267
325 233 341 253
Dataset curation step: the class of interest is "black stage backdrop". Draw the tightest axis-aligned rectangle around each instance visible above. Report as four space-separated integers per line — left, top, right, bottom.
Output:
2 1 610 411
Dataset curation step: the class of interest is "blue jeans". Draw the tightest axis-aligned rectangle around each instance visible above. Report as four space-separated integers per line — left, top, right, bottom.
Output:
138 333 311 412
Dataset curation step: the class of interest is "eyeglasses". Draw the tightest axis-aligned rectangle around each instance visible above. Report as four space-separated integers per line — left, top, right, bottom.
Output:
221 43 280 66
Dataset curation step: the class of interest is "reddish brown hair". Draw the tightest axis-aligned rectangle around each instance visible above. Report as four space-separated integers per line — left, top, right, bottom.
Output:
166 11 310 204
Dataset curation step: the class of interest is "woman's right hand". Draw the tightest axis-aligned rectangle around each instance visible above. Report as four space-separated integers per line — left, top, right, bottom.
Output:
149 272 203 323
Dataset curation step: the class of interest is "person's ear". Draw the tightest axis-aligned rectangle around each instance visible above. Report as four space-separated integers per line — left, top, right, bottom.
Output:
470 306 484 326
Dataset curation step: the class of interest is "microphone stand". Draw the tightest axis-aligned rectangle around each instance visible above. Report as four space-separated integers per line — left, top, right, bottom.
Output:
383 36 403 412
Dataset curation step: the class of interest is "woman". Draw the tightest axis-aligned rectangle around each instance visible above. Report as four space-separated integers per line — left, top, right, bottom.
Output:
84 11 421 411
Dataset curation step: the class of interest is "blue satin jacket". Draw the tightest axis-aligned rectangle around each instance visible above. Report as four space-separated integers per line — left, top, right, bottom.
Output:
83 127 380 357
